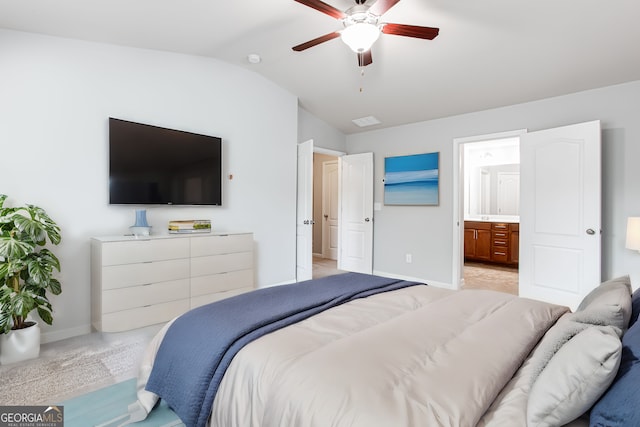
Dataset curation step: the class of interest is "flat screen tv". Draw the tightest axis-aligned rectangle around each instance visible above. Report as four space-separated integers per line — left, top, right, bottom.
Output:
109 118 222 205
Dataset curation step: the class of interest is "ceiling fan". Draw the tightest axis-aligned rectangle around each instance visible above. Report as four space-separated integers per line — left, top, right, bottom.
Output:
292 0 439 67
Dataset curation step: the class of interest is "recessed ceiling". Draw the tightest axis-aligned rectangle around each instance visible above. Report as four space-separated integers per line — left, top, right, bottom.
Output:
1 0 639 134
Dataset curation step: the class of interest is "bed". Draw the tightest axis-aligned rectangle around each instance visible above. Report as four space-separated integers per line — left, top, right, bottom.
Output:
123 272 637 427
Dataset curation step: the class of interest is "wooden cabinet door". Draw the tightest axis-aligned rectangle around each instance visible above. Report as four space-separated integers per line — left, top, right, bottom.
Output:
510 231 519 264
464 228 476 258
475 229 492 261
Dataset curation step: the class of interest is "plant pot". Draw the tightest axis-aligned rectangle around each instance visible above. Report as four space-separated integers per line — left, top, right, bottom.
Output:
0 322 40 365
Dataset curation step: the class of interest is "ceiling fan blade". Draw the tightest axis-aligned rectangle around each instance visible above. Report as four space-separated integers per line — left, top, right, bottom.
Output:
357 50 373 67
294 0 346 19
382 23 439 39
292 31 342 51
369 0 401 16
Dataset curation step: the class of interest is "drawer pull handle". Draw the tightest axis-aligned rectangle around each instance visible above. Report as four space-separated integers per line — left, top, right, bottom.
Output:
495 233 506 237
494 252 506 256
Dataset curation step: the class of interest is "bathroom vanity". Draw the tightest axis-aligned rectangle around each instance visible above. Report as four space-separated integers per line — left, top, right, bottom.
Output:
464 219 519 266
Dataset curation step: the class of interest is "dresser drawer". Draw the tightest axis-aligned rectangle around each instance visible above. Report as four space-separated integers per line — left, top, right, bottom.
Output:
102 278 189 313
190 234 253 257
101 238 190 266
101 299 190 333
491 223 510 231
190 287 253 309
102 258 190 290
191 269 253 297
465 221 491 230
191 252 253 277
492 250 509 263
492 231 509 239
492 239 508 247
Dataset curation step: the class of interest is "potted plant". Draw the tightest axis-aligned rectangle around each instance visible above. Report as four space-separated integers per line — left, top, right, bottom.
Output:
0 194 61 364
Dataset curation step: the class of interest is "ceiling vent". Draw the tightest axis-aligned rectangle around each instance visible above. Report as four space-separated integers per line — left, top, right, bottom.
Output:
352 116 381 127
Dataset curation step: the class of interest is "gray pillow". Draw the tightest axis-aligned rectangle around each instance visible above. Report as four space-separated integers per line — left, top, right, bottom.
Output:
574 275 632 332
527 325 622 427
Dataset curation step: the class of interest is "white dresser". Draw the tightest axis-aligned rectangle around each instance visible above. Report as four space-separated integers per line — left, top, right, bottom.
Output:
91 232 253 332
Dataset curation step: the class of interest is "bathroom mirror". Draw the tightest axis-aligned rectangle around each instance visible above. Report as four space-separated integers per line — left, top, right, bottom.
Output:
464 138 520 219
472 165 520 215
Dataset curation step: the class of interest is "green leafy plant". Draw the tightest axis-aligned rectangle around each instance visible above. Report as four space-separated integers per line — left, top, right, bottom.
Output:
0 194 61 334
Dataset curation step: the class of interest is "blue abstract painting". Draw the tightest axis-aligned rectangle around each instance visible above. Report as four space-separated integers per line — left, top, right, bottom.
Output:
384 152 439 205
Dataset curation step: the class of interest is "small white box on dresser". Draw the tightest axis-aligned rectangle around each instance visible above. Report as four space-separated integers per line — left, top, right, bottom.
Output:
91 232 254 332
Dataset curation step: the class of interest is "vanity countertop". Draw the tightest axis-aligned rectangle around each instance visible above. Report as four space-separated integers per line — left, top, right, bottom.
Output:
464 216 520 224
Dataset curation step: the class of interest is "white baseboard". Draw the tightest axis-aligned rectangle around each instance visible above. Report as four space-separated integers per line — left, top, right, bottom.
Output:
373 270 455 290
261 278 296 288
41 324 92 344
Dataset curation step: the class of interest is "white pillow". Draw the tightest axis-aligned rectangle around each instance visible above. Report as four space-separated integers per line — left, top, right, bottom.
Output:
527 325 622 427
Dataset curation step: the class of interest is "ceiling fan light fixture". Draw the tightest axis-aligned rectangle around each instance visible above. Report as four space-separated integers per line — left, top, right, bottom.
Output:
341 23 380 53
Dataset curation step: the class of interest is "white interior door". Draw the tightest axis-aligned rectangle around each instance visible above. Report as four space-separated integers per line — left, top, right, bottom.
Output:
338 153 374 274
497 172 520 215
296 140 313 281
322 160 339 260
519 120 601 309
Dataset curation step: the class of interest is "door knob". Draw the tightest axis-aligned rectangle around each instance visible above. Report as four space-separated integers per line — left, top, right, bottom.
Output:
324 214 328 219
586 229 595 235
303 220 309 225
364 218 370 222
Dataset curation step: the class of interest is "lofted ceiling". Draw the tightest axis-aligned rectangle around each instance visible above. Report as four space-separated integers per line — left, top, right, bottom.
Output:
1 0 639 134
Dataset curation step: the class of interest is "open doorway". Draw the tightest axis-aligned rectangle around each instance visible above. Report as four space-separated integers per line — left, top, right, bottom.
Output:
312 152 344 279
460 136 520 295
453 123 601 307
298 142 373 281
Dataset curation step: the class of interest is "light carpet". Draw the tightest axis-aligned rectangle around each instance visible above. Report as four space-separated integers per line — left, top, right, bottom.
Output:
312 256 344 279
0 333 149 405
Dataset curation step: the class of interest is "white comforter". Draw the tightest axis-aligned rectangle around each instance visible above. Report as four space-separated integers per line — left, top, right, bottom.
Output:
136 285 568 427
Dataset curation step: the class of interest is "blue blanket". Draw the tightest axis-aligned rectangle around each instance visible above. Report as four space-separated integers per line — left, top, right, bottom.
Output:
145 272 422 427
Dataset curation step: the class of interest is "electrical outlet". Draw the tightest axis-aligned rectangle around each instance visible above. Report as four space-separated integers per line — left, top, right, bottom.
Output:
405 253 412 263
